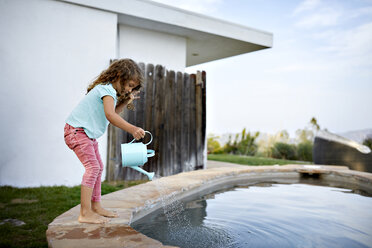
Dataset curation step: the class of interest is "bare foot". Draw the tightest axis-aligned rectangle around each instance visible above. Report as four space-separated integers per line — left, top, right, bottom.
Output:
78 211 109 224
92 207 119 218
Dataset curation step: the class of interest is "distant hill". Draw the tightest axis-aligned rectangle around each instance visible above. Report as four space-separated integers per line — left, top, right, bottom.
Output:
212 131 296 146
211 128 372 146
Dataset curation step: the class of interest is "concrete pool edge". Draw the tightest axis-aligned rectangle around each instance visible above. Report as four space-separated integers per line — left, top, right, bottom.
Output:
46 163 372 248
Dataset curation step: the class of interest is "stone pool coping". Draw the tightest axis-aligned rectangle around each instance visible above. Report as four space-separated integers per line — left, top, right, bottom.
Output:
46 162 372 248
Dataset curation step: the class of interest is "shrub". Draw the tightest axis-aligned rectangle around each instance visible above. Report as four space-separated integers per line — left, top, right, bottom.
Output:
212 147 224 154
363 138 372 150
271 142 297 160
223 134 239 154
223 129 259 156
297 141 313 161
237 129 259 156
207 135 222 154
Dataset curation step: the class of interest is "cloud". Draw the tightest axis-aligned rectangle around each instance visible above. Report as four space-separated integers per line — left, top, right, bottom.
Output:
294 6 342 28
291 1 372 71
293 0 321 15
269 63 324 74
313 21 372 70
348 6 372 19
293 1 372 29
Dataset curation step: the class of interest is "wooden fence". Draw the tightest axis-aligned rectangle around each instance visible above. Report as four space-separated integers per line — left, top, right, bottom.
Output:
106 63 206 181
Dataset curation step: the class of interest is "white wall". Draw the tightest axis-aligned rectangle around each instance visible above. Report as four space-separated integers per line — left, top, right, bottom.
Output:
119 24 186 72
0 0 117 187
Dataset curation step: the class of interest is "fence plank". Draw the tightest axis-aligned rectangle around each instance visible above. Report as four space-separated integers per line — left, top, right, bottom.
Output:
106 124 116 182
120 92 133 180
189 74 197 170
201 71 207 169
175 71 183 173
136 63 146 129
163 70 171 176
182 73 190 171
154 65 165 176
195 71 203 169
168 70 176 174
144 63 155 173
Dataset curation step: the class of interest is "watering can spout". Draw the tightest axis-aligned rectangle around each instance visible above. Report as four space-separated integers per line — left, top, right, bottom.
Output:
130 166 155 180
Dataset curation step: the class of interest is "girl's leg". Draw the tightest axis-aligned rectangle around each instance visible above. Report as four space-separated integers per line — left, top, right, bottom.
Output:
91 140 103 202
80 184 107 223
68 130 108 224
91 140 118 218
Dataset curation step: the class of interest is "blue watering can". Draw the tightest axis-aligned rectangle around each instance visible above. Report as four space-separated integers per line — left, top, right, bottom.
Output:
121 131 155 180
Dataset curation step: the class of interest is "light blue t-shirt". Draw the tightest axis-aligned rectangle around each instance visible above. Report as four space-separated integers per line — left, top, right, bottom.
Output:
66 84 117 139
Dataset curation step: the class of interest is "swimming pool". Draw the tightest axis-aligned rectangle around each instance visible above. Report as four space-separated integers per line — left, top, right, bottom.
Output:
132 180 372 248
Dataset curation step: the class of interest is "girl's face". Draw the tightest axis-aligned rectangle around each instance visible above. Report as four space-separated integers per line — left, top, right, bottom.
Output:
114 79 139 96
123 80 140 95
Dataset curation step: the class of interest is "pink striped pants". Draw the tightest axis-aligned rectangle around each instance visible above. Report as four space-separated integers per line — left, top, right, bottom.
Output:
64 123 103 202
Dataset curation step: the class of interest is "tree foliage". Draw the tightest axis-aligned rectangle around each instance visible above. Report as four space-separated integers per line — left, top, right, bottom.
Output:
207 134 222 154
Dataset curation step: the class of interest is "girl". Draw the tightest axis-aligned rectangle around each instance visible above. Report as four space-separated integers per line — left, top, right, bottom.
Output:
64 59 145 224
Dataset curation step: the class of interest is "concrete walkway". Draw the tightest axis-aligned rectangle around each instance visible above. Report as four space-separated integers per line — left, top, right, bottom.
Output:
206 160 245 168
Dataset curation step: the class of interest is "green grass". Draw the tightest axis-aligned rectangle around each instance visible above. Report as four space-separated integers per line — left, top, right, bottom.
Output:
208 154 311 166
0 181 145 248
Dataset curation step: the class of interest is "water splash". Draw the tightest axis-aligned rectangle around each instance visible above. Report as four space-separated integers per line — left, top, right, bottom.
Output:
148 177 232 247
152 177 193 243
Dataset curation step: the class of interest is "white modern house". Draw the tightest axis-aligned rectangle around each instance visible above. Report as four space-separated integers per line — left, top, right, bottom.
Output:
0 0 273 187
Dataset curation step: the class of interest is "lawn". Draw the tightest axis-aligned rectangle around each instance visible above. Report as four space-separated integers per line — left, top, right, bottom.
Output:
208 154 311 165
0 181 146 248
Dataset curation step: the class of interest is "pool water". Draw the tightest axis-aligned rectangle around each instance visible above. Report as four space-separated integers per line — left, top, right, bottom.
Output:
132 181 372 248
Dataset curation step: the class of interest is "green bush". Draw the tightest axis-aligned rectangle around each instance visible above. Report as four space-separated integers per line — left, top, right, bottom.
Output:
207 135 222 154
223 134 239 154
222 129 259 156
212 147 224 154
363 138 372 150
297 141 313 161
237 129 259 156
271 142 297 160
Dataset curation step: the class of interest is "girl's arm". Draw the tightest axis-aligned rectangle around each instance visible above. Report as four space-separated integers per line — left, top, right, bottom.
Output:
115 100 129 114
115 91 140 114
103 96 145 140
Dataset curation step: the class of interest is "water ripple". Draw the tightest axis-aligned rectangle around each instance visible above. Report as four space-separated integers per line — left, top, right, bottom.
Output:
132 182 372 248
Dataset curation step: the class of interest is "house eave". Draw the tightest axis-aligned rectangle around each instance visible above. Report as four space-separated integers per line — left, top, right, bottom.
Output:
58 0 273 66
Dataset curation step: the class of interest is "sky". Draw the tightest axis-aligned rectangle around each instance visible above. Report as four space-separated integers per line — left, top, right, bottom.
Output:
152 0 372 137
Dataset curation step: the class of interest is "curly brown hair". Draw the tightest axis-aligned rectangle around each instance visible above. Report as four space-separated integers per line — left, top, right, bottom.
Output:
87 58 144 110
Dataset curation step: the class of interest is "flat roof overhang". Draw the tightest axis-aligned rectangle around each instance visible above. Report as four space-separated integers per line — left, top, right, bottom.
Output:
59 0 273 66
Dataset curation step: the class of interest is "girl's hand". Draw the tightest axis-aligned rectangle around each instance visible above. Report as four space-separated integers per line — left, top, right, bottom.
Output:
127 91 140 104
131 126 145 140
